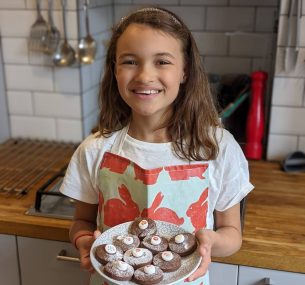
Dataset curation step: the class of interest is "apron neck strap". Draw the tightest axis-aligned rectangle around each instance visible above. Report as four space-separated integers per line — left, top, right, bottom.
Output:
111 124 130 155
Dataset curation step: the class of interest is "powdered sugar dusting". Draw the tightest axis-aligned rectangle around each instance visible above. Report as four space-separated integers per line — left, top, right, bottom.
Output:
90 221 201 285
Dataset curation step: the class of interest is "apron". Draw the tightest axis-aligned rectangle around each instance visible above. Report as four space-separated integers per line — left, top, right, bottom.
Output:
90 127 210 285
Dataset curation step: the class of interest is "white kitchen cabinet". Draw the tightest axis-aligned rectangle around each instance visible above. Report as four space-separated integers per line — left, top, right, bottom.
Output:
17 236 89 285
0 234 20 285
209 262 238 285
239 265 305 285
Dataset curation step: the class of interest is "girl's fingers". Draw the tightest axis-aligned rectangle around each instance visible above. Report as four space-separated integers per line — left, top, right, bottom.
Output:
186 246 211 282
94 230 102 239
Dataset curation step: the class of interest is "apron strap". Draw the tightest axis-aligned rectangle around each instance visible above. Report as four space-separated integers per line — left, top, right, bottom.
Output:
110 124 129 155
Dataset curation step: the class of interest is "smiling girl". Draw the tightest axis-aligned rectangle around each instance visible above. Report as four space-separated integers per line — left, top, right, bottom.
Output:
60 7 254 285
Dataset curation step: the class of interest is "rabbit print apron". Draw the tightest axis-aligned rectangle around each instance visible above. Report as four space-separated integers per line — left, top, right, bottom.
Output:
90 127 210 285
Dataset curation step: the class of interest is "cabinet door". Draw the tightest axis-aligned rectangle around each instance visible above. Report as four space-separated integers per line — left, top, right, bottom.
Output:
209 262 238 285
17 237 89 285
239 265 305 285
0 234 20 285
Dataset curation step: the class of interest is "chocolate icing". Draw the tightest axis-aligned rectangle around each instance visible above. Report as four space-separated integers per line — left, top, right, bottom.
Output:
94 244 123 265
153 251 181 272
133 265 164 285
103 261 134 281
141 235 169 255
168 233 197 257
130 218 157 239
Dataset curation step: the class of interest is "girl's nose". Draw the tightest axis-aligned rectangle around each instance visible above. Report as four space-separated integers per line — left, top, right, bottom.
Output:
135 65 155 83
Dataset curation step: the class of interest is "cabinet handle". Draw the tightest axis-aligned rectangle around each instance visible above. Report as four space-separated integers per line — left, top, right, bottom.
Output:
56 249 80 263
262 277 273 285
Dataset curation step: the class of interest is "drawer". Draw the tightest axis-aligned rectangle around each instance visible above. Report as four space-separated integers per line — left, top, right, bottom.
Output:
209 262 238 285
239 265 305 285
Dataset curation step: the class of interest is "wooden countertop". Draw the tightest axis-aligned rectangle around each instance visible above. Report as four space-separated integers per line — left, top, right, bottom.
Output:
0 161 305 274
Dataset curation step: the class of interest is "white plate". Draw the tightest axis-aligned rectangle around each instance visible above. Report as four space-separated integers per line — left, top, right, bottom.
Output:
90 220 201 285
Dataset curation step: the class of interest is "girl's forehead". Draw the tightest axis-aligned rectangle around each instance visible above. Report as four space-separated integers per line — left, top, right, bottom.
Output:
116 23 182 50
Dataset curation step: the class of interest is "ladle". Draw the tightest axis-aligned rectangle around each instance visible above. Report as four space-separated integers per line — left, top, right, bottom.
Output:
77 0 96 64
53 0 75 67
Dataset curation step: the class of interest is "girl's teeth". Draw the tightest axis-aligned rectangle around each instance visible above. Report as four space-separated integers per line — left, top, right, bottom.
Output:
136 90 159 95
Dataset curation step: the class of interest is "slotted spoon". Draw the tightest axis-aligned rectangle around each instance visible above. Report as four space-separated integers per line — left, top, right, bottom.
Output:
45 0 60 54
28 0 49 52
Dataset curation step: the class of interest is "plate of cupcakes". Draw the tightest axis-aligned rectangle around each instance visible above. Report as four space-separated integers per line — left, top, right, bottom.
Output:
90 217 201 285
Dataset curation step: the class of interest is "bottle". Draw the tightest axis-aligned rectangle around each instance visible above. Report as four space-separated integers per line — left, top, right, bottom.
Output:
244 71 268 160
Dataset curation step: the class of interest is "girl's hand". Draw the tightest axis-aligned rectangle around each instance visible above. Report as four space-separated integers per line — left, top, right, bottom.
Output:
185 229 213 282
77 230 102 273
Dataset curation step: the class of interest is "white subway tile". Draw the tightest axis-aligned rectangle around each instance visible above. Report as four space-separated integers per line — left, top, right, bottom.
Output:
5 65 53 91
10 115 56 140
269 106 305 135
299 136 305 152
54 68 81 93
0 1 26 9
2 38 29 64
229 33 272 57
280 0 290 14
83 110 99 137
89 6 113 35
206 7 255 31
272 77 304 106
266 134 298 160
180 0 227 5
33 92 82 119
82 86 99 117
133 0 179 4
203 57 251 75
255 7 278 32
25 0 77 10
113 0 132 4
81 59 104 92
193 32 228 56
299 16 305 47
114 5 133 23
168 6 205 30
0 10 39 37
7 91 33 115
56 118 83 143
230 0 278 6
80 64 92 92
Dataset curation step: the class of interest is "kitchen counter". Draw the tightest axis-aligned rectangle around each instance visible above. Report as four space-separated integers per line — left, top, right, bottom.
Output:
0 161 305 274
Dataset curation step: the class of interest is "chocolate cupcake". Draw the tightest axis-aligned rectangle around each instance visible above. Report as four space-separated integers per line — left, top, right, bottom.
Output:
113 234 140 252
141 235 168 255
103 260 134 281
168 233 197 257
153 251 181 272
94 244 123 265
130 218 157 239
123 247 153 269
134 265 164 285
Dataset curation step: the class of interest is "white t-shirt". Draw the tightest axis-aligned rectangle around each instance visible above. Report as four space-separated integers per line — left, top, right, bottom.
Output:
60 127 254 230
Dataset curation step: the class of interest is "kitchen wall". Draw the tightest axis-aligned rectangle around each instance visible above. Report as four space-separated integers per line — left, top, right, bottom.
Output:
266 0 305 160
2 1 301 161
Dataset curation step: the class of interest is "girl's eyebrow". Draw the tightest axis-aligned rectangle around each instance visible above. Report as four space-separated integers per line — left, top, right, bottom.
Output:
117 52 176 59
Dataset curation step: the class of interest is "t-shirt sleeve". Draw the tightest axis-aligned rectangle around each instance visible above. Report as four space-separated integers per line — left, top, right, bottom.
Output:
59 138 100 204
214 132 254 211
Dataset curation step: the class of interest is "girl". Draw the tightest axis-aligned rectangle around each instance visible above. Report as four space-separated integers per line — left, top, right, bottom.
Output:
60 7 254 285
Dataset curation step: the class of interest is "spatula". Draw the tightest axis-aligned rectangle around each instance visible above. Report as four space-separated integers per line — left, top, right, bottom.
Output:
28 0 49 52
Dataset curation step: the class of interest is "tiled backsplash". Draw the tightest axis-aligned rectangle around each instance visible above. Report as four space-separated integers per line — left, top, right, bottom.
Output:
2 0 304 161
266 0 305 160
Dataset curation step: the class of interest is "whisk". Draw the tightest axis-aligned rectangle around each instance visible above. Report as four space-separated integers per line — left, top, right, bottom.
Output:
28 0 49 52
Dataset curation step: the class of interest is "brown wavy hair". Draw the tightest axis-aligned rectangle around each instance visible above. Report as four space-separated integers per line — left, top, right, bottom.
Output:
98 7 220 161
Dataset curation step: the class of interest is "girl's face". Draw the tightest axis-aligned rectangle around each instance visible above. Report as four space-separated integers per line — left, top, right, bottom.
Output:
115 23 185 122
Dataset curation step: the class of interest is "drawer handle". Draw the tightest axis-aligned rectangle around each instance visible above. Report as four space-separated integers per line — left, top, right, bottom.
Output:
56 249 80 263
263 277 273 285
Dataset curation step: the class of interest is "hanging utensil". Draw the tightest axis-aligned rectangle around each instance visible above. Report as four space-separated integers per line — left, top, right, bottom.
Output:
45 0 60 54
77 0 97 64
28 0 49 52
53 0 76 67
284 0 298 72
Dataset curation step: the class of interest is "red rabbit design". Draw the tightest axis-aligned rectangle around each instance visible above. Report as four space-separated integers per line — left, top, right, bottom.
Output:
186 188 208 232
104 184 140 227
101 152 130 174
141 192 184 226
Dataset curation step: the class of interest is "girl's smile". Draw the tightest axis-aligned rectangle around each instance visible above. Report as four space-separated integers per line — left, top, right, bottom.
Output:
115 23 185 121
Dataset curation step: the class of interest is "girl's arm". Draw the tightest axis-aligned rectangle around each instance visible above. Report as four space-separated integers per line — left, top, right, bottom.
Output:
187 203 242 281
70 200 99 272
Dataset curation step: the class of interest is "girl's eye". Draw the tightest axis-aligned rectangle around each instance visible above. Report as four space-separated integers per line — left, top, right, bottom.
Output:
158 60 170 65
122 60 137 65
